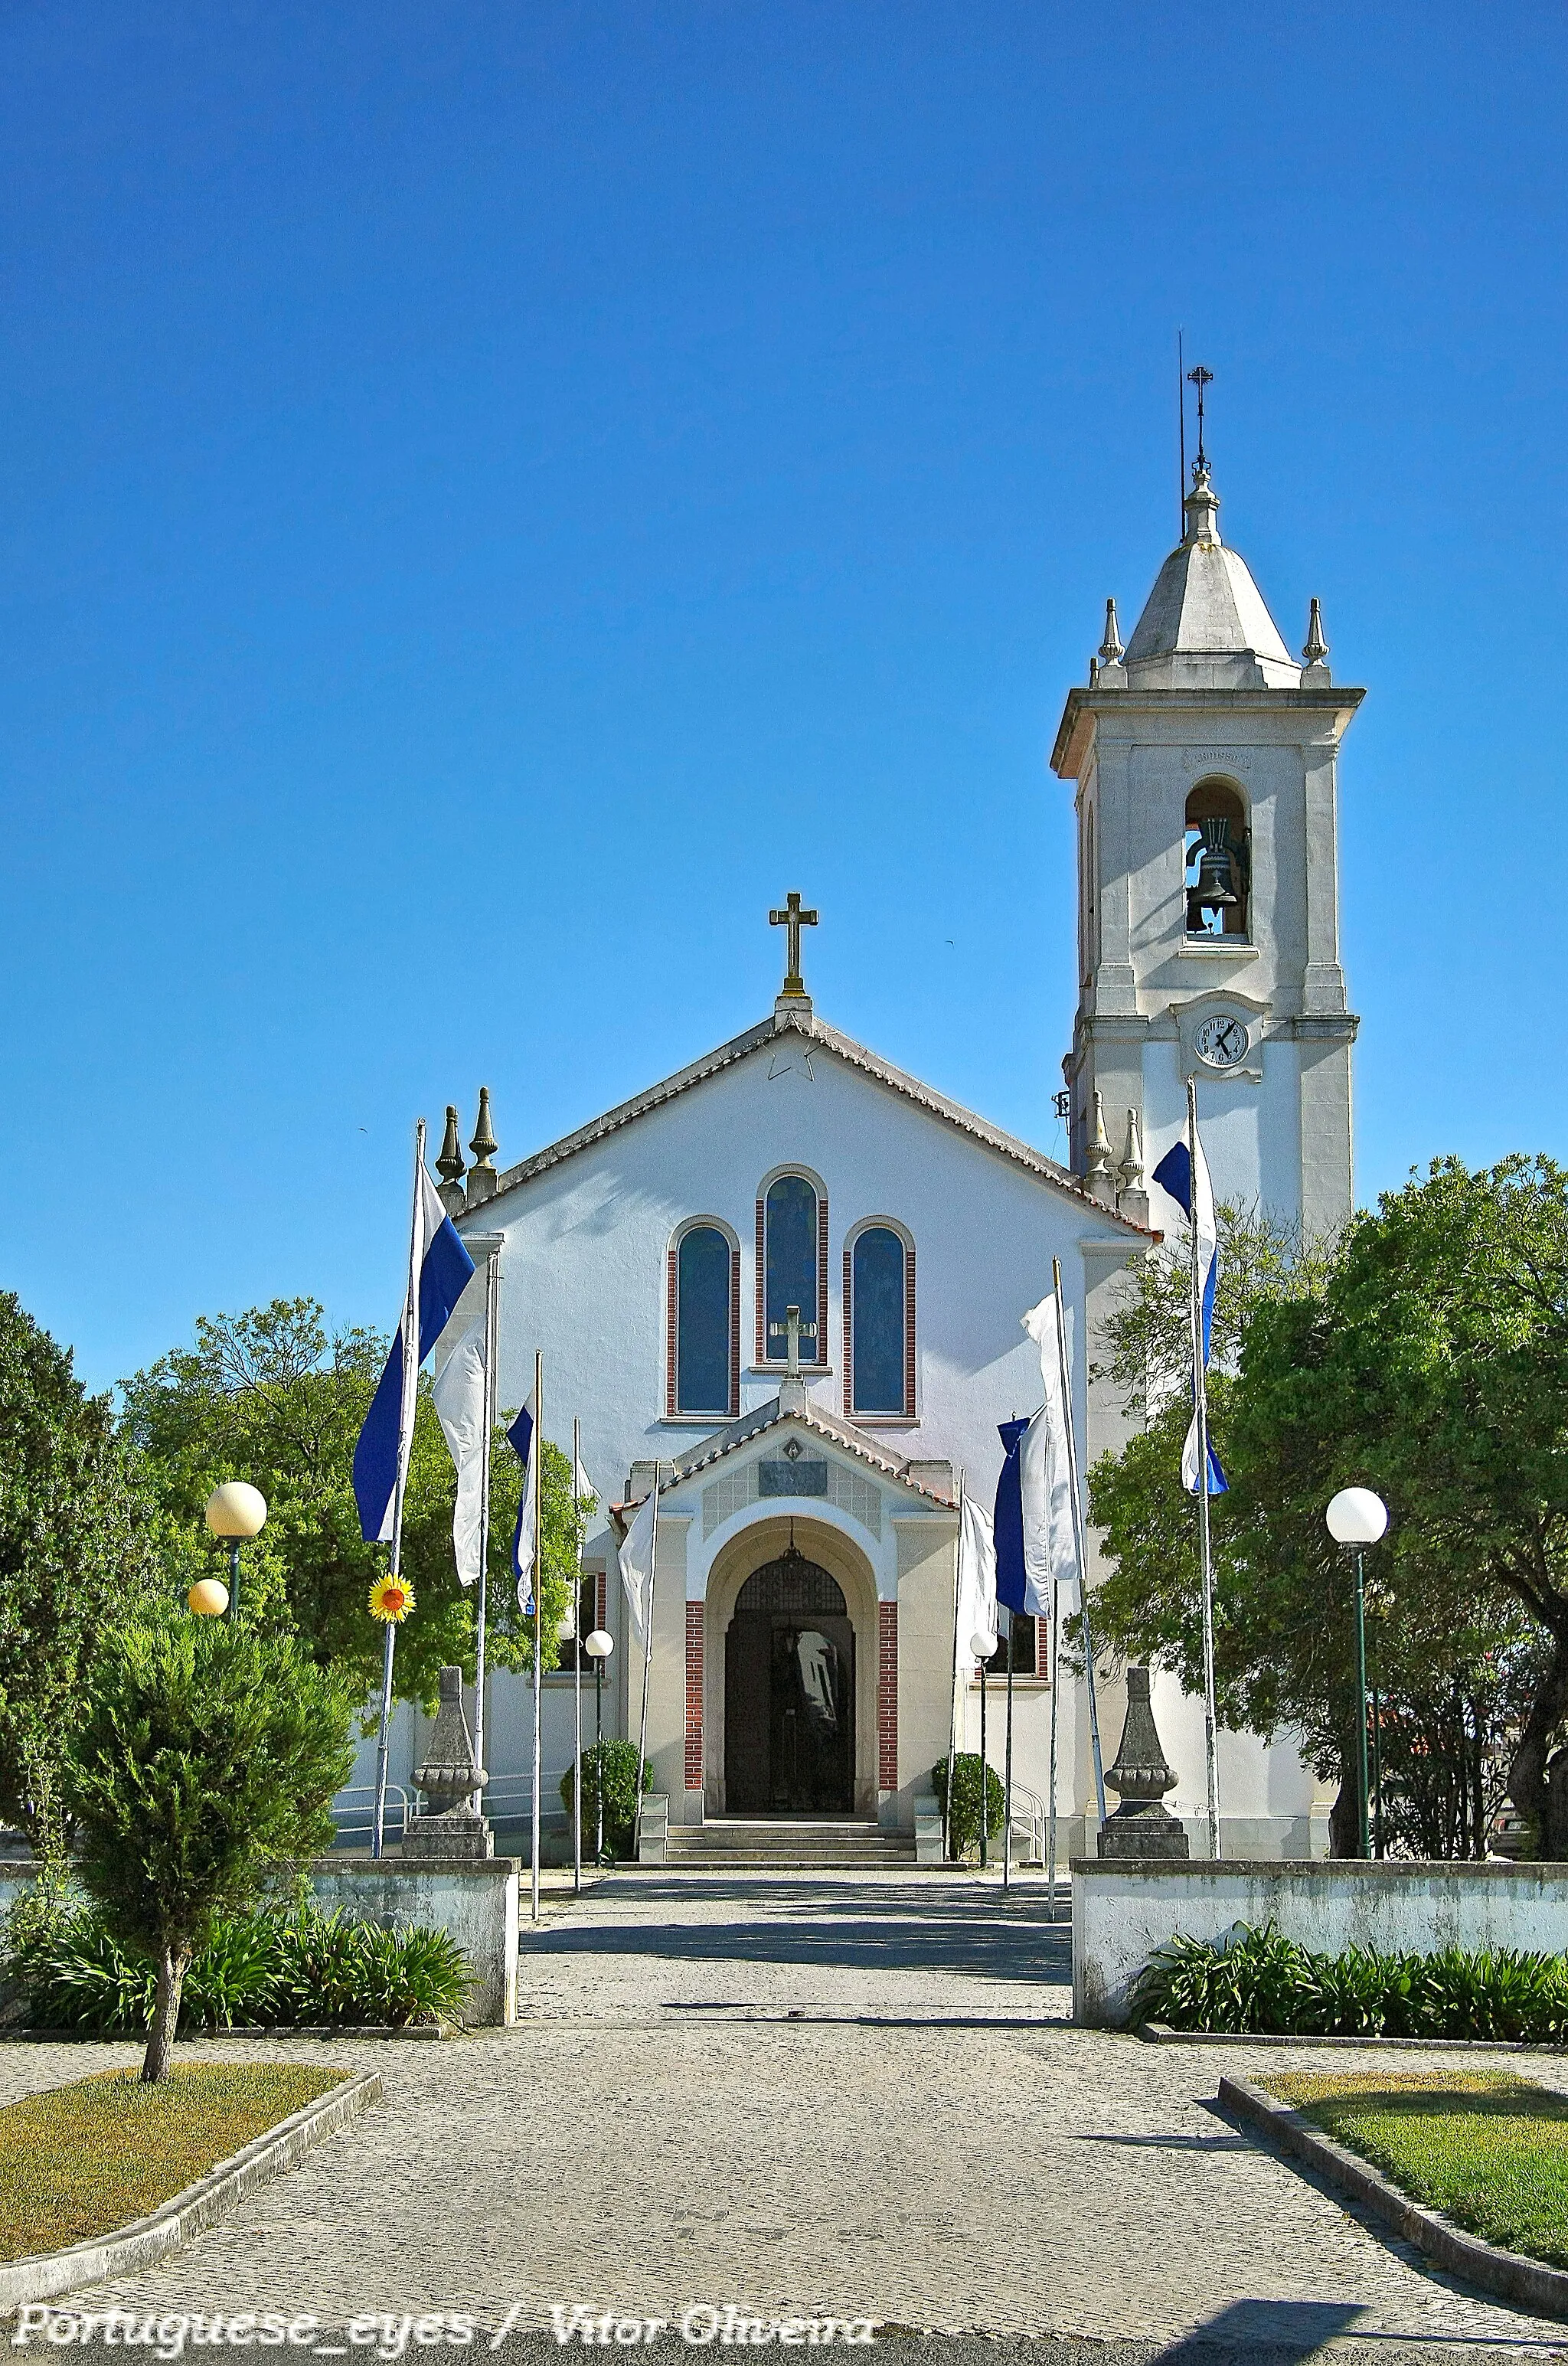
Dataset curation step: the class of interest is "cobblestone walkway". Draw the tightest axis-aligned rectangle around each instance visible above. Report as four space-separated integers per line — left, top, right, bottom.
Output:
15 1871 1567 2357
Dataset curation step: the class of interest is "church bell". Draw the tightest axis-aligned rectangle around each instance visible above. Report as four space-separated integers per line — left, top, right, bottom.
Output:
1188 818 1240 933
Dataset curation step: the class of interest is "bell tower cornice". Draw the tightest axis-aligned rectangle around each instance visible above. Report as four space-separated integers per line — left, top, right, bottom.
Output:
1051 684 1365 782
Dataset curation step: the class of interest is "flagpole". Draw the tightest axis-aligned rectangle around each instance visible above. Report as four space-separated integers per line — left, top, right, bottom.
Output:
374 1117 426 1862
531 1348 544 1924
472 1243 498 1815
1046 1576 1061 1920
1002 1606 1015 1893
1187 1075 1222 1860
945 1472 965 1861
632 1462 662 1863
572 1416 583 1898
1052 1257 1107 1832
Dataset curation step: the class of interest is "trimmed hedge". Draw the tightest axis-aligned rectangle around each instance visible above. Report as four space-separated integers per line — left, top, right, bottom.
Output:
931 1753 1005 1860
1131 1919 1568 2043
560 1740 653 1861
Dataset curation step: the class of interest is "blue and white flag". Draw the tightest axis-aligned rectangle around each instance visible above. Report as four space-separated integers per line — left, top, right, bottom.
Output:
1152 1128 1229 1497
1018 1291 1085 1605
353 1165 476 1544
430 1311 488 1587
957 1489 998 1665
508 1392 537 1613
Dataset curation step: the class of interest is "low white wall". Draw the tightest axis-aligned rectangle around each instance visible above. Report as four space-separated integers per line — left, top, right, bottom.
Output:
312 1858 519 2027
1073 1858 1568 2029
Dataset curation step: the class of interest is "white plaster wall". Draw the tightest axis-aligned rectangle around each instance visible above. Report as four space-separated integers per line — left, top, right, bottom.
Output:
1074 1861 1568 2028
457 1040 1135 1521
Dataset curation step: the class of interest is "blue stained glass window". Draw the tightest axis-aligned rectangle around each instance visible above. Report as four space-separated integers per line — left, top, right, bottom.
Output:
765 1176 822 1363
852 1227 906 1414
678 1227 732 1413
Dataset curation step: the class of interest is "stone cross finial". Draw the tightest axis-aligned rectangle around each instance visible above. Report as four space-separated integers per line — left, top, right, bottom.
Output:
769 1302 818 1376
769 891 818 998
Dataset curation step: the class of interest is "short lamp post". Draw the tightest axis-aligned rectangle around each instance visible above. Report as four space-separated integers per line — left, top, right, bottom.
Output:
1325 1486 1389 1860
972 1630 993 1870
584 1629 614 1862
202 1482 268 1621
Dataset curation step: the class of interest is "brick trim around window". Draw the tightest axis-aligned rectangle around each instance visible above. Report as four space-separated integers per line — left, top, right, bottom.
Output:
754 1198 766 1364
903 1241 916 1419
685 1603 704 1792
877 1602 898 1792
841 1244 854 1416
665 1247 678 1420
728 1247 741 1417
817 1194 829 1365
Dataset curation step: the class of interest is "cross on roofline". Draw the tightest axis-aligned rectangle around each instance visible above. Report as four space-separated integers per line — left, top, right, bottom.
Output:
769 1302 818 1377
769 891 818 998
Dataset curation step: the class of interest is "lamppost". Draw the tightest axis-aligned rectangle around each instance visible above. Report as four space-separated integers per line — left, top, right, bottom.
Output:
584 1629 614 1862
1325 1486 1389 1859
202 1482 268 1620
972 1630 993 1870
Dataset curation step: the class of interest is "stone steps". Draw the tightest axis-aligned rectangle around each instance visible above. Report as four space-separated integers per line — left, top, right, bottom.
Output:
662 1819 916 1869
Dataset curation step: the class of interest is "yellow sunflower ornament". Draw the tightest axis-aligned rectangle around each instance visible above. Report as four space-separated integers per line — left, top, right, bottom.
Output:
369 1574 414 1623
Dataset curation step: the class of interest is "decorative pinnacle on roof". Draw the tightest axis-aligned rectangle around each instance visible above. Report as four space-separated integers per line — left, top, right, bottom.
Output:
1097 598 1125 667
436 1106 466 1186
769 890 818 1001
469 1088 498 1169
1303 598 1329 665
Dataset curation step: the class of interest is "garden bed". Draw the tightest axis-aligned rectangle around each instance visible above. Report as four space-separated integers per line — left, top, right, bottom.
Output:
1264 2070 1568 2274
0 2064 345 2261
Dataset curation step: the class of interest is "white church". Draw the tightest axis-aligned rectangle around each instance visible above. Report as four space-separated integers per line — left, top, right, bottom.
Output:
360 448 1361 1864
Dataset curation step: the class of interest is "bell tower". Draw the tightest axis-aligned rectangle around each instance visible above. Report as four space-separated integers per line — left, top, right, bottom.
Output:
1050 454 1364 1240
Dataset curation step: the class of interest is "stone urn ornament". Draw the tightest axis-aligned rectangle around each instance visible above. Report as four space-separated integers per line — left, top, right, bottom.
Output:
1097 1665 1190 1860
405 1665 493 1860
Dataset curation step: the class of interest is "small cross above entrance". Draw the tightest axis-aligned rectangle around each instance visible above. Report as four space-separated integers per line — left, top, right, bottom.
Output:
769 1302 818 1376
769 891 818 998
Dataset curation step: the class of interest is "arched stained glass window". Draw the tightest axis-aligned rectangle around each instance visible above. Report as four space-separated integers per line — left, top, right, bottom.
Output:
677 1226 733 1414
851 1227 908 1415
765 1175 822 1363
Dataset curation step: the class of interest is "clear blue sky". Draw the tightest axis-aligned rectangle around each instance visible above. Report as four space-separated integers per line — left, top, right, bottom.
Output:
5 3 1566 1394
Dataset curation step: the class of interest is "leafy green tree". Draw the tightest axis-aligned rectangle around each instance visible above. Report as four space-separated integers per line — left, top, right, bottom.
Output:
122 1300 580 1713
1087 1185 1550 1857
0 1292 161 1861
65 1613 354 2080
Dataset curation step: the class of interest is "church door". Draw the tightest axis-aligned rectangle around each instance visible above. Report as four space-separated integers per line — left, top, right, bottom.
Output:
724 1544 854 1814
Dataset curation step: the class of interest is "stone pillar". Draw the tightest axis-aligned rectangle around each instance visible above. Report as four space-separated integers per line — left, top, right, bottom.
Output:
405 1666 493 1860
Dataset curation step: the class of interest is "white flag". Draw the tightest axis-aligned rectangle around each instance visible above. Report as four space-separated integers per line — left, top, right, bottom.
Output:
573 1455 596 1505
1021 1293 1083 1606
618 1488 657 1646
956 1493 998 1664
430 1312 488 1587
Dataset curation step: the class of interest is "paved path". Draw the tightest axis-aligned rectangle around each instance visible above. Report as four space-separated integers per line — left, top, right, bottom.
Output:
11 1872 1568 2358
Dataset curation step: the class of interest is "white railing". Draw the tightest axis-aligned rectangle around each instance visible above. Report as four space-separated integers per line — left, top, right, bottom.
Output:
330 1783 412 1848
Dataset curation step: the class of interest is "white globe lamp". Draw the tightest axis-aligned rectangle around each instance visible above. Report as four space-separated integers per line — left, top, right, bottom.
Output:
1326 1487 1388 1547
1325 1485 1387 1861
202 1482 269 1620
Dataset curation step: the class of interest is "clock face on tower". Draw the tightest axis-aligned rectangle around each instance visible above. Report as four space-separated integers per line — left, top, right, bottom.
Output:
1193 1012 1250 1070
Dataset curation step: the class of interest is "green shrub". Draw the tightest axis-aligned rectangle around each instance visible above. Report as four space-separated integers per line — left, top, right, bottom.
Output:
560 1741 652 1861
930 1753 1004 1860
2 1896 474 2034
1129 1920 1568 2043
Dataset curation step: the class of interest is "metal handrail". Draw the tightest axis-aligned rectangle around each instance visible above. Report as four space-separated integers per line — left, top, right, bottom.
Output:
331 1783 411 1848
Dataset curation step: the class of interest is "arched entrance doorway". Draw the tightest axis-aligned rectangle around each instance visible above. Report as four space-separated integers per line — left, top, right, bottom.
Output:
724 1541 855 1813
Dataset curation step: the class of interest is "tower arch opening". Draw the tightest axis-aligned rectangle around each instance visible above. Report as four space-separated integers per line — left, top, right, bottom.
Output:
1184 778 1250 940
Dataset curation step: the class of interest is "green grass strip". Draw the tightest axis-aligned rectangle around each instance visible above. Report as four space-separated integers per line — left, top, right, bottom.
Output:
0 2062 346 2263
1266 2070 1568 2273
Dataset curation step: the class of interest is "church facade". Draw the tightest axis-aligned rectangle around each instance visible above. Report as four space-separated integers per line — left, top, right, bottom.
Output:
361 452 1360 1862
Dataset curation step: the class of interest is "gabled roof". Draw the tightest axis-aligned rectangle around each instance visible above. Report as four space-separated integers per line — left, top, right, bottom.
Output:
460 999 1151 1237
614 1391 959 1524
